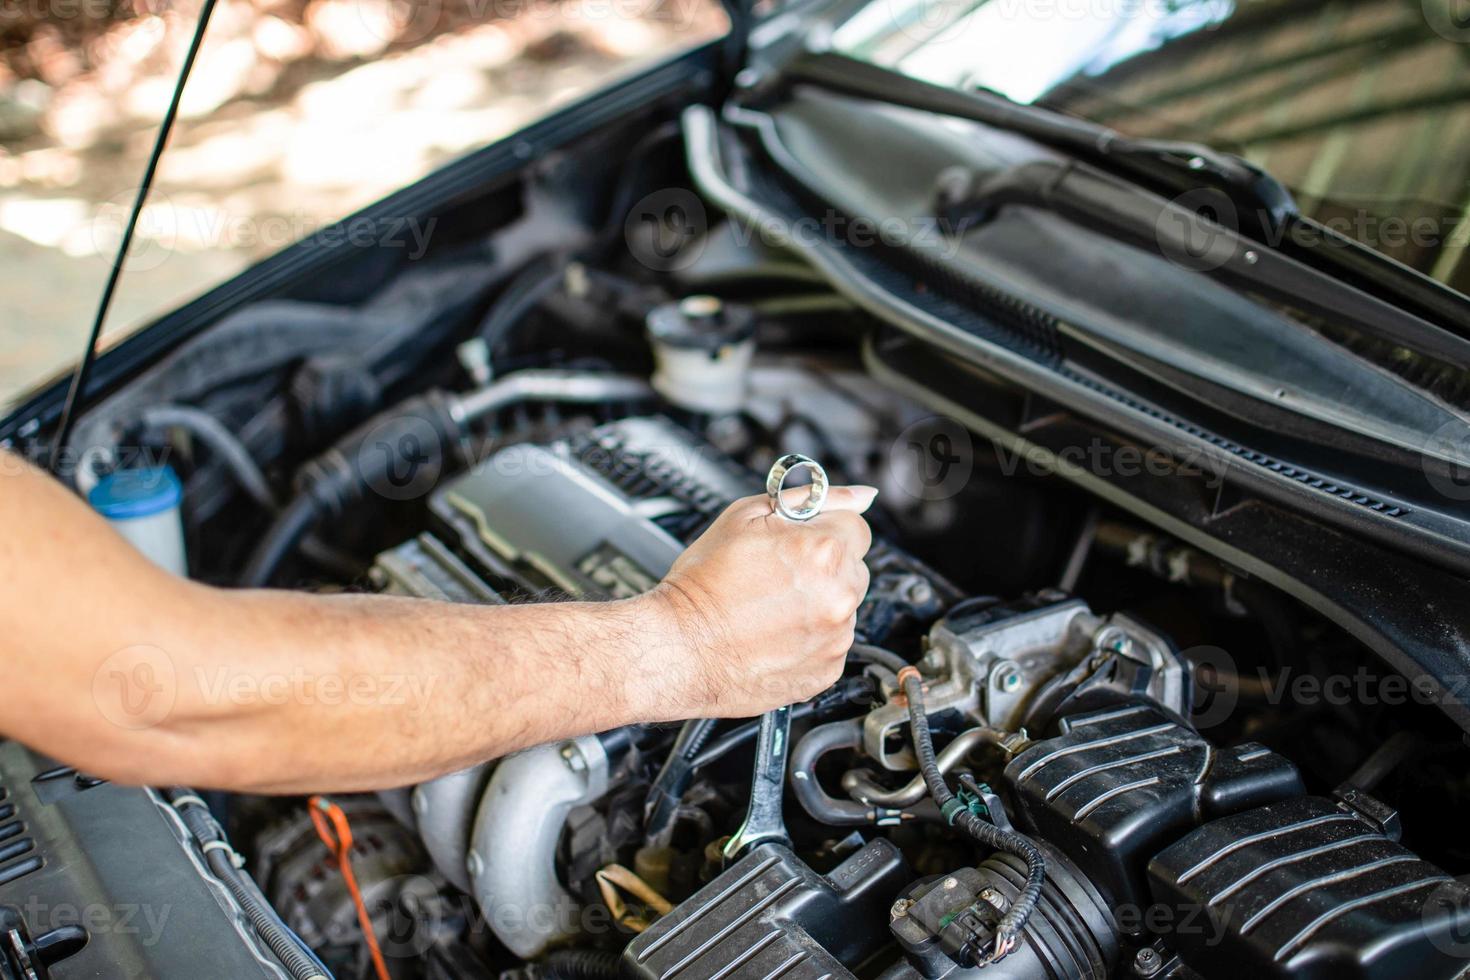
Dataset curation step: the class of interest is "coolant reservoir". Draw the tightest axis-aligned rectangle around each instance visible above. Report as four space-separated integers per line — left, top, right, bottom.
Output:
646 295 756 414
88 466 186 575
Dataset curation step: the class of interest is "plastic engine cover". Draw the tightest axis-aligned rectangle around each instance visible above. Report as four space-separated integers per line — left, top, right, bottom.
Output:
1149 795 1470 980
1005 703 1303 911
0 743 291 978
623 840 908 979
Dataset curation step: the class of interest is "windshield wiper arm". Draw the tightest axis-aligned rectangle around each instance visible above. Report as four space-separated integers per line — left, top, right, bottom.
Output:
780 48 1297 237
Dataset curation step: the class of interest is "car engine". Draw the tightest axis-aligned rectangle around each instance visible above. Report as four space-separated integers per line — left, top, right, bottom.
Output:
6 139 1470 980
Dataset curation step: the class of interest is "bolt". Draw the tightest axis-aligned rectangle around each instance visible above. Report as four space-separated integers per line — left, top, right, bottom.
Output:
1134 947 1162 976
560 743 586 773
996 668 1023 694
1094 626 1134 658
890 898 914 919
905 579 934 605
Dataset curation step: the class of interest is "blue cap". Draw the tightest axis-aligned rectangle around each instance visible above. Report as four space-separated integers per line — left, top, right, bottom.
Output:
88 466 183 520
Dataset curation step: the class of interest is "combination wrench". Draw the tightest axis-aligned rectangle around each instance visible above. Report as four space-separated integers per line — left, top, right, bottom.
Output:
723 454 827 862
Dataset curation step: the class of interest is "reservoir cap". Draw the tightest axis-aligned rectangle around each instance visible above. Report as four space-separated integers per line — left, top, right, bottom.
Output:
88 466 183 520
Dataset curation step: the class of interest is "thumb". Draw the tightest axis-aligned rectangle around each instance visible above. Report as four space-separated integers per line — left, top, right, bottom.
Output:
821 485 879 513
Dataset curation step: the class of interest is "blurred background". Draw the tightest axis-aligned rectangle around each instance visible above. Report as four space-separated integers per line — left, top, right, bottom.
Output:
0 0 725 407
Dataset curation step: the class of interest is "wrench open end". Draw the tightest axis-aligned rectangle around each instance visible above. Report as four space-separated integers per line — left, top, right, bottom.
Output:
722 704 794 862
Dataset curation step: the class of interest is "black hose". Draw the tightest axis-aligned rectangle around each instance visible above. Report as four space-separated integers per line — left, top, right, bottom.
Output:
687 713 789 770
901 672 1045 960
789 719 912 826
240 390 462 587
241 494 317 586
142 404 279 510
539 949 622 980
848 643 909 673
644 718 721 838
167 791 329 979
477 256 569 361
687 675 878 772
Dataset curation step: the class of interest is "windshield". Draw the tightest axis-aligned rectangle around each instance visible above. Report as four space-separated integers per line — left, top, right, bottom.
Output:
833 0 1470 292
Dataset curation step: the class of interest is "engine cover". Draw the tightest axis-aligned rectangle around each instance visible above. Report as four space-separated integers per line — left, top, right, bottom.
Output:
0 743 294 979
1149 795 1470 980
1004 704 1304 912
623 840 909 979
429 416 753 598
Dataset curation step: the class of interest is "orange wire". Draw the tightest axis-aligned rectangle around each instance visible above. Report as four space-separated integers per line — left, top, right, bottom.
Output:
308 796 391 980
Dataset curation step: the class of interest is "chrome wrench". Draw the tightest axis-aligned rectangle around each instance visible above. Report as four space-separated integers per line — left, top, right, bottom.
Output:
722 704 793 860
722 454 829 861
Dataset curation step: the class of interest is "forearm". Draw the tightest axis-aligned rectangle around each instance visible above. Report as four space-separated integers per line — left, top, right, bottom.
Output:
66 585 687 793
0 450 873 794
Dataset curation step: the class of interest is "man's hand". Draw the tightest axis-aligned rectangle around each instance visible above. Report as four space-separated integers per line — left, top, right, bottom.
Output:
640 486 877 718
0 447 876 791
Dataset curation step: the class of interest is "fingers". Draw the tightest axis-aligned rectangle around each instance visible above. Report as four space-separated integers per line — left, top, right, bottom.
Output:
821 485 880 514
728 485 880 521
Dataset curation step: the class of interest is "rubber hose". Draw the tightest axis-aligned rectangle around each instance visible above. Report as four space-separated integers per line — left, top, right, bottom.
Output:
240 390 461 586
901 673 1045 959
142 404 278 510
478 258 568 360
540 949 622 980
790 719 911 825
848 643 909 673
644 718 721 836
168 792 328 980
843 726 1010 808
240 494 318 587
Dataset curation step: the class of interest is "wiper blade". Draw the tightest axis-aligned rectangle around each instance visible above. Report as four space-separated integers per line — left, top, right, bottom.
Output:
955 158 1470 374
776 47 1470 345
781 49 1298 236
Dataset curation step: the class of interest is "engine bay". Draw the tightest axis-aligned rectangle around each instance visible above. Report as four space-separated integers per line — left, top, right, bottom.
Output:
5 107 1470 980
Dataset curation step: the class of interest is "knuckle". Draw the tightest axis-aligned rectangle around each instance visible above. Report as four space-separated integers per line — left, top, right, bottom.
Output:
809 536 845 571
823 591 856 625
